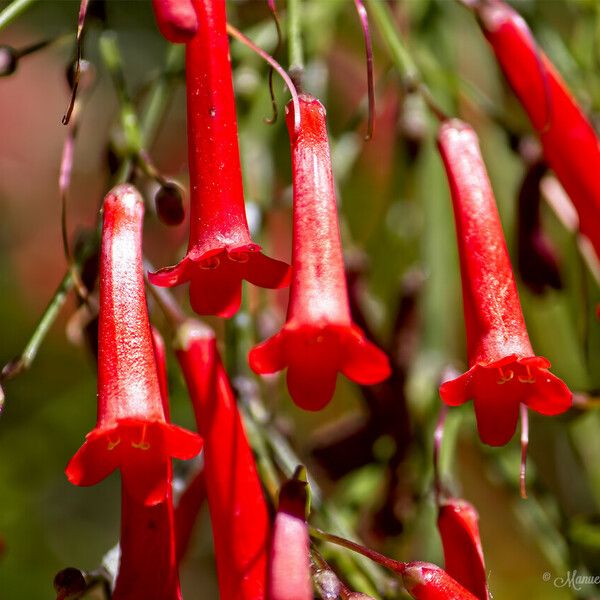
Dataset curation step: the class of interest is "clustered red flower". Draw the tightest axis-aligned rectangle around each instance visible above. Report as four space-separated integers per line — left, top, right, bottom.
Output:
59 0 590 598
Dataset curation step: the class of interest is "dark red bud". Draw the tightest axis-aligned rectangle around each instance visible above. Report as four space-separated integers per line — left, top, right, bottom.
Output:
155 182 186 226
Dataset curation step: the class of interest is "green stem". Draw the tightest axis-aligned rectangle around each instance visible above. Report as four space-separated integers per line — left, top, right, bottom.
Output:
139 44 184 143
1 43 182 392
366 0 418 86
99 32 143 157
1 234 96 384
287 0 304 75
0 0 37 31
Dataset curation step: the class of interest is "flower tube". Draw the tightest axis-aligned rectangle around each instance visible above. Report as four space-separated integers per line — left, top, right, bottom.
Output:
175 320 269 599
150 0 290 317
475 0 600 262
114 483 181 600
66 184 202 505
437 499 489 600
249 95 390 410
437 120 571 446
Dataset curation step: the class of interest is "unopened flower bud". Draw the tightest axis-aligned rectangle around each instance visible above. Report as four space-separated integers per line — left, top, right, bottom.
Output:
0 45 18 77
155 181 186 226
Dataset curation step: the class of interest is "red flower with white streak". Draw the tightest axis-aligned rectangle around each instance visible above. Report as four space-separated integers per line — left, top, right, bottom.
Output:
249 95 390 410
150 0 290 317
66 185 202 504
437 120 571 446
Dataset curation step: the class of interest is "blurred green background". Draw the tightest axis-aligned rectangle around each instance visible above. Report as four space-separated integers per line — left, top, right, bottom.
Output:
1 0 600 598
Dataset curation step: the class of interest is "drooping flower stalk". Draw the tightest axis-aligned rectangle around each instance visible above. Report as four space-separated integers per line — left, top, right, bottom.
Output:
249 94 391 410
175 319 270 599
150 0 290 317
65 184 202 502
268 472 312 600
152 0 198 43
474 0 600 263
436 120 571 446
437 499 489 600
310 528 478 600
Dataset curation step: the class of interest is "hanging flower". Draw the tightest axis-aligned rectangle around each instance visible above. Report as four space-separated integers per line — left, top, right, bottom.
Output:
437 120 571 446
437 498 489 600
65 184 202 505
149 0 290 318
249 95 390 410
268 473 312 600
475 0 600 263
151 0 198 43
175 319 269 599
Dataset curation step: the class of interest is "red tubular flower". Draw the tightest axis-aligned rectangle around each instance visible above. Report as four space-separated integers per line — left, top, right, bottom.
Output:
114 482 181 600
152 0 198 43
402 562 479 600
175 320 270 599
249 95 391 410
437 120 571 446
268 477 312 600
149 0 290 317
437 499 489 600
65 184 202 505
475 0 600 262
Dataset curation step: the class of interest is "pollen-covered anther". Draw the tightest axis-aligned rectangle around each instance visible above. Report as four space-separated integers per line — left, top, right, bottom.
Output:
518 364 536 383
496 367 514 384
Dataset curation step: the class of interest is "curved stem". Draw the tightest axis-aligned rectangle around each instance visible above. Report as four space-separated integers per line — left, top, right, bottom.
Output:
226 22 301 136
354 0 375 140
367 0 448 121
310 527 406 575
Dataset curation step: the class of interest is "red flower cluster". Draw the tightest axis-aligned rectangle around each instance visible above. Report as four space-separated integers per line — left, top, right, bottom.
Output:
57 1 583 598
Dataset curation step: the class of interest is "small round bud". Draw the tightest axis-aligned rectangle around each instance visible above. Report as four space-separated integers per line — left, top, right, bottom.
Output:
0 46 18 77
53 567 87 600
155 181 186 226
